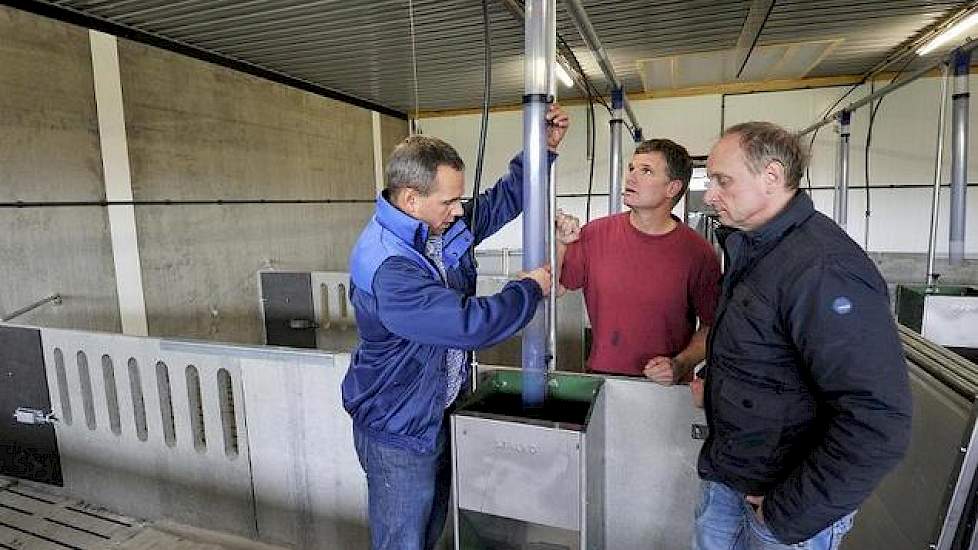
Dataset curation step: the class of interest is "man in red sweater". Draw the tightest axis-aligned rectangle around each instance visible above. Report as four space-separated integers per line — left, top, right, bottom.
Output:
558 139 721 383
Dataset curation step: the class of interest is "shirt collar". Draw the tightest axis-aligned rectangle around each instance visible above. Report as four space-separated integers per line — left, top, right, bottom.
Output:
745 190 815 245
374 190 431 252
718 190 815 248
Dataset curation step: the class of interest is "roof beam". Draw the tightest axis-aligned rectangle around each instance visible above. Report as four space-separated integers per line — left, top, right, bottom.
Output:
0 0 408 118
731 0 776 79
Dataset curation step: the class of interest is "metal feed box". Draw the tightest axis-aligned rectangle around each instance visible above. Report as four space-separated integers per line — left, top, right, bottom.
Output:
896 285 978 355
451 370 605 550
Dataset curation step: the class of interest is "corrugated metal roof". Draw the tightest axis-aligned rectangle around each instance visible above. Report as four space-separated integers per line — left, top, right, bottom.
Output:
29 0 975 113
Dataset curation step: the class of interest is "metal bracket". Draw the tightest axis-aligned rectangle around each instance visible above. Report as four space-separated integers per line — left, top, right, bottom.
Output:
13 407 58 426
288 318 320 330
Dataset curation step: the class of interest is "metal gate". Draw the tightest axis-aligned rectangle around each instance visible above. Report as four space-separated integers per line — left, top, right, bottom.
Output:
0 325 62 485
260 272 317 348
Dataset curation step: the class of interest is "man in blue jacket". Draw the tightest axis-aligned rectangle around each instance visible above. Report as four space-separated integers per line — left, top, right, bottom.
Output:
342 105 568 550
694 121 912 549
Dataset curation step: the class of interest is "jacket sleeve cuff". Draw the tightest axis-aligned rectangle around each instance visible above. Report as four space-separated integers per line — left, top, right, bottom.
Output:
512 277 544 301
514 151 558 166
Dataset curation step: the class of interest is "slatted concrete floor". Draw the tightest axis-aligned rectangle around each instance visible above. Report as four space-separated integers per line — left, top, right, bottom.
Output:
0 479 284 550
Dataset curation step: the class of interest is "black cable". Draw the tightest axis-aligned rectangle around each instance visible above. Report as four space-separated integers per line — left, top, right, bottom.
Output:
862 56 913 246
468 0 492 268
864 80 878 246
0 198 375 208
806 84 862 191
560 183 978 196
555 33 612 115
585 92 596 223
805 50 921 190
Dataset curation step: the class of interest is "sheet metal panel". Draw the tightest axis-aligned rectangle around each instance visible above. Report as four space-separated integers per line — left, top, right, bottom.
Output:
35 0 963 111
454 414 583 531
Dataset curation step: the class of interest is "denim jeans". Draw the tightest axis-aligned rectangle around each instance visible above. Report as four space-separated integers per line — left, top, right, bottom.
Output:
693 480 856 550
353 422 451 550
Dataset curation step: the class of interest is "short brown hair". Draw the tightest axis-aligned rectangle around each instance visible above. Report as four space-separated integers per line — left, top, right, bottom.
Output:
722 122 807 190
633 139 693 204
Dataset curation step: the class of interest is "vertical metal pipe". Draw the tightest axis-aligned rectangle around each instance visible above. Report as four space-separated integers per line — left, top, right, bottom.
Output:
548 170 558 373
546 1 558 373
833 110 851 229
928 64 951 287
521 0 553 408
950 49 970 265
608 88 624 214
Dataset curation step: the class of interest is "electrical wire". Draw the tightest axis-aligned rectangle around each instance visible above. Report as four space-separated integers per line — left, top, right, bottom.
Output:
862 55 914 248
556 35 612 115
467 0 492 268
408 0 421 134
864 78 877 248
806 84 862 191
585 92 596 223
805 38 923 190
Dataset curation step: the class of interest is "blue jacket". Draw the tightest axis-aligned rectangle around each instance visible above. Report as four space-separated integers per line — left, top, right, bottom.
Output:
342 153 550 454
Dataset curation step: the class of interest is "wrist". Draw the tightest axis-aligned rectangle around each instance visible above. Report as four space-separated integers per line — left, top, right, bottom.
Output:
673 356 693 378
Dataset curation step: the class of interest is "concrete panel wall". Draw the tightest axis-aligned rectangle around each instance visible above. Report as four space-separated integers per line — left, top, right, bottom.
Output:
380 114 409 167
117 40 377 344
0 7 121 332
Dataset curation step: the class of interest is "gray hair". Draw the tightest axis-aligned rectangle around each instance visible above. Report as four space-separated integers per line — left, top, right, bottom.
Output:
385 135 465 196
723 122 807 190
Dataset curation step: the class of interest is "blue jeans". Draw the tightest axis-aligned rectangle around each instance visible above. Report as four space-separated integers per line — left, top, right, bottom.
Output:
693 480 855 550
353 423 451 550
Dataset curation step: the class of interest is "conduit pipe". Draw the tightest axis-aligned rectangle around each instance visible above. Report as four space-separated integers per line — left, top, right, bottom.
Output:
950 49 970 265
609 88 624 213
928 64 951 287
799 40 978 137
521 0 554 408
834 111 851 228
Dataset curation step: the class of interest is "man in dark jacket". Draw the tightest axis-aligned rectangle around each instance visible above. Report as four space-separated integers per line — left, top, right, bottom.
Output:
342 105 568 550
694 121 912 549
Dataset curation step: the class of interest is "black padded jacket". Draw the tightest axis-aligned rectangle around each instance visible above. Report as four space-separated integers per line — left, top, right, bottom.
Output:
698 191 913 544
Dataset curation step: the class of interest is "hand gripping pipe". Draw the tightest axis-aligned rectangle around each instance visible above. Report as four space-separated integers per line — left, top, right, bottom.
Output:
521 0 554 408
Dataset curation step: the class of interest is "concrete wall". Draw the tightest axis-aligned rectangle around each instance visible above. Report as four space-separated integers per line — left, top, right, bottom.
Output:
0 6 408 344
118 40 385 343
0 7 121 332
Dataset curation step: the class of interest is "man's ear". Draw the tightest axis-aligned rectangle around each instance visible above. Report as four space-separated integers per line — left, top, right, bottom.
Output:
398 188 420 214
764 161 786 194
666 179 683 201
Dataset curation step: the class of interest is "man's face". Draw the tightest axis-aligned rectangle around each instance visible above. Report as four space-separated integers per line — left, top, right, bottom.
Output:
705 134 776 231
623 151 681 210
406 165 465 235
